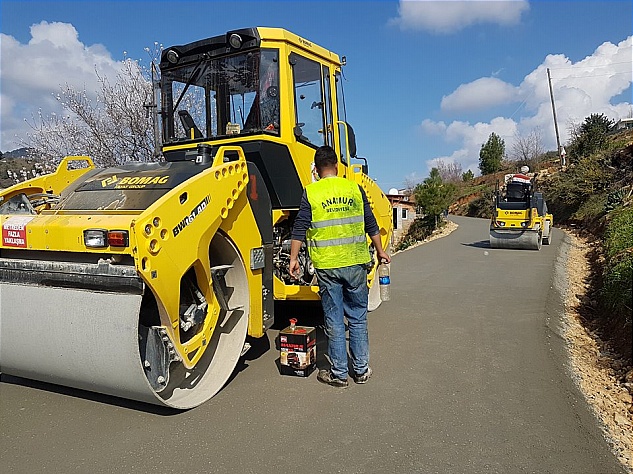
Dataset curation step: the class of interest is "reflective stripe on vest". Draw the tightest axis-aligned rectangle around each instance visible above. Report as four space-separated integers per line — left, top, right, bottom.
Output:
305 177 371 269
309 234 367 247
311 215 364 229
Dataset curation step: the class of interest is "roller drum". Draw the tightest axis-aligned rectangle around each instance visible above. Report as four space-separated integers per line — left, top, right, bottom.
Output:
489 229 542 250
0 268 248 409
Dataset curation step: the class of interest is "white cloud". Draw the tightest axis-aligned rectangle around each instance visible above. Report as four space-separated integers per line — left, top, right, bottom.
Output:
389 0 530 34
441 77 519 112
424 148 470 176
420 118 447 135
419 36 632 174
0 21 123 151
403 171 424 186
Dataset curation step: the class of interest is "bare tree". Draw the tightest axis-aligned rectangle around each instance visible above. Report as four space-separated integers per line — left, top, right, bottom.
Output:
510 128 545 171
21 57 157 168
402 176 419 195
433 159 463 183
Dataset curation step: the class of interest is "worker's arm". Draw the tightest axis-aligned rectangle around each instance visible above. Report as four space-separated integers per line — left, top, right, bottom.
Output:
360 186 390 264
289 191 311 279
289 239 303 279
370 233 390 264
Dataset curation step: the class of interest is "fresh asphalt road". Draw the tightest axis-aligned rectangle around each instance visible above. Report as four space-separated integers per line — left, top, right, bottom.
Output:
0 215 625 474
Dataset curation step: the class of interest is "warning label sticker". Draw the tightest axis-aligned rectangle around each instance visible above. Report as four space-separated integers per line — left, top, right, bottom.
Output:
2 216 34 248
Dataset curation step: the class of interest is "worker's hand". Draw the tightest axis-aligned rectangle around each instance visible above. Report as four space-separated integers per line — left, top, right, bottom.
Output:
377 250 391 264
289 258 301 280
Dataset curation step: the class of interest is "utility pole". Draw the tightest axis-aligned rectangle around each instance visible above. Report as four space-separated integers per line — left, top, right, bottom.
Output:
547 68 564 167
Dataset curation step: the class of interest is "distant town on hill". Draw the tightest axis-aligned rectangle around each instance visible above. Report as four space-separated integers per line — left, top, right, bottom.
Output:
0 148 41 188
0 147 35 160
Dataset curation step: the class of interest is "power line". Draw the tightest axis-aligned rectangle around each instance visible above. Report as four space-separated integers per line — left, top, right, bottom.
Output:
547 60 632 71
508 88 535 120
550 70 632 79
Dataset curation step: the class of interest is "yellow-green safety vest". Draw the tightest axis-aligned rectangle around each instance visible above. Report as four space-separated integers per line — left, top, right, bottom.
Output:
305 176 370 269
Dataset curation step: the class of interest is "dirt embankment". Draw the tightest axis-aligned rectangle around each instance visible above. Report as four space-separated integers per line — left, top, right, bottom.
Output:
563 231 633 473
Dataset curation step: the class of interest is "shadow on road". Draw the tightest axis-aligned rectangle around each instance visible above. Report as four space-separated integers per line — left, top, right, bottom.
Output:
0 373 180 415
461 240 491 248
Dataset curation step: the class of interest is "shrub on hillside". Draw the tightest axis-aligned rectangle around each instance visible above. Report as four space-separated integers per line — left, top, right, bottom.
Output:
602 206 633 314
600 205 633 360
466 190 494 218
395 215 441 251
568 113 615 160
541 154 614 224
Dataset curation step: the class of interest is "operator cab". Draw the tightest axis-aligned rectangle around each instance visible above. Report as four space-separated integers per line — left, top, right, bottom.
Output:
157 27 361 173
505 182 531 203
159 29 280 146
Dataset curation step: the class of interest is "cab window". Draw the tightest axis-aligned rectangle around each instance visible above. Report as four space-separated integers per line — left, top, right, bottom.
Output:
322 64 333 147
290 54 326 146
335 71 348 165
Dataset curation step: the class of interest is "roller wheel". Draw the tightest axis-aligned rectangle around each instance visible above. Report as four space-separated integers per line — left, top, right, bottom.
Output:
542 221 552 245
0 232 249 410
149 232 249 409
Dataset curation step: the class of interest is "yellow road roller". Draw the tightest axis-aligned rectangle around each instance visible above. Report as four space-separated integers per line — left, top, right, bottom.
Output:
489 172 553 250
0 27 392 409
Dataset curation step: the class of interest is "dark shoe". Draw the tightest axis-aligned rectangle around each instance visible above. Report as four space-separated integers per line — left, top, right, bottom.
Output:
352 366 372 384
317 369 348 388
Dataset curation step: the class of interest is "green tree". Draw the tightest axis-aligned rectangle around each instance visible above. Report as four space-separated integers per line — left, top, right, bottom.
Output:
414 168 457 227
462 169 474 182
479 132 505 175
567 113 615 160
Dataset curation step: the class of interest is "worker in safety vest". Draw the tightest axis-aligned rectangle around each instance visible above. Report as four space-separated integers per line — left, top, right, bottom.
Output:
289 145 390 388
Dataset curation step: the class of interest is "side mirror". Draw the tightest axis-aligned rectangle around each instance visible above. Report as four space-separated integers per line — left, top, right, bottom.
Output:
356 156 368 175
346 123 357 158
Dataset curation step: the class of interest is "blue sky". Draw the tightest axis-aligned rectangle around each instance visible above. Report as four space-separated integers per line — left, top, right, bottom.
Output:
1 1 631 189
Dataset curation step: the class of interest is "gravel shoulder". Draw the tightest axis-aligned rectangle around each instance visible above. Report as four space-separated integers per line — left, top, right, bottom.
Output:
562 230 633 473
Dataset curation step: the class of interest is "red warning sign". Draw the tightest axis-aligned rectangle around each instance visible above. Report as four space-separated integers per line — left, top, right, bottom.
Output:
2 216 34 248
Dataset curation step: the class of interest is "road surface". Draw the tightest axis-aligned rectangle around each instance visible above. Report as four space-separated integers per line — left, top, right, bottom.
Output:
0 215 624 473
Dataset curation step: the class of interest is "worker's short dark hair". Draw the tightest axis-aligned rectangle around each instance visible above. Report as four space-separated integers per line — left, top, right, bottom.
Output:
314 146 338 170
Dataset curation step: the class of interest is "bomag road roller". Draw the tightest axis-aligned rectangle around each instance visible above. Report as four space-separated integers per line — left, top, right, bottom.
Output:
0 27 392 409
489 172 553 250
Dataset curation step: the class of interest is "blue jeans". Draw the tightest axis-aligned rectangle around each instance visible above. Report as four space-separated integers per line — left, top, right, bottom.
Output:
315 264 369 380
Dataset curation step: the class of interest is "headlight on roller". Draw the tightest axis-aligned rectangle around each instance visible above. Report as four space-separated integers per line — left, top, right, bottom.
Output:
84 229 108 248
84 229 129 248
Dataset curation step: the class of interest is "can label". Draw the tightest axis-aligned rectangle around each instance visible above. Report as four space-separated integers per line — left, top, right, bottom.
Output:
379 276 390 285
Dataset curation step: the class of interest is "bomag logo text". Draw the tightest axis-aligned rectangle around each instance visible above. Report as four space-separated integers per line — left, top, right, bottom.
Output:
101 175 118 187
298 38 313 48
173 195 211 237
115 176 170 188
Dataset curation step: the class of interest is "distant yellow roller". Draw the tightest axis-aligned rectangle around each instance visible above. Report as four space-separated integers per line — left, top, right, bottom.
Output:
489 172 553 251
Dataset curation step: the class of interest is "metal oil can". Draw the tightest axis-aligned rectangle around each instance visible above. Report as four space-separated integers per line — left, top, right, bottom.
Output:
279 318 316 377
